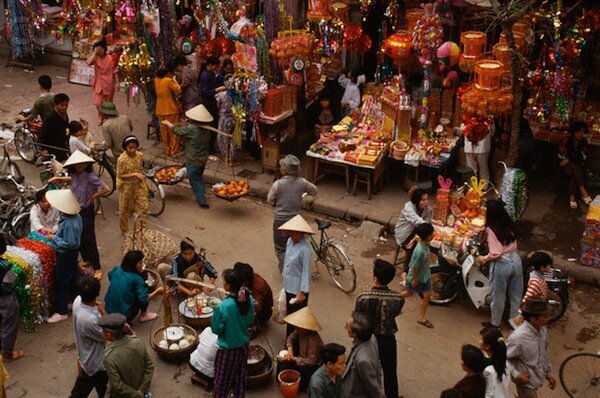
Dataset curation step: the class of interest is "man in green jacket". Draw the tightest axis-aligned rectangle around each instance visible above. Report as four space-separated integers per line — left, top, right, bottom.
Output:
98 313 154 398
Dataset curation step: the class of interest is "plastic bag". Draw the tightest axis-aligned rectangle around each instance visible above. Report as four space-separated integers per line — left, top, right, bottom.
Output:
273 288 287 324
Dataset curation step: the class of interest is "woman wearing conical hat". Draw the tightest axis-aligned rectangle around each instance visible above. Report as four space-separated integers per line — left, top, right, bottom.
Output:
280 307 324 392
279 214 315 336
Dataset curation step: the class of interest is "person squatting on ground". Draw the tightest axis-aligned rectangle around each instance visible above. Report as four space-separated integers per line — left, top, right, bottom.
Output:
155 62 182 157
308 343 346 398
98 313 154 398
116 135 148 235
279 215 314 336
163 104 213 209
340 311 385 397
480 326 512 398
476 199 523 329
0 236 23 361
157 238 218 297
401 223 435 329
355 259 404 398
234 262 273 328
281 307 324 391
210 268 255 398
506 298 556 398
69 277 108 398
104 251 162 323
49 151 109 273
46 189 83 323
268 155 318 272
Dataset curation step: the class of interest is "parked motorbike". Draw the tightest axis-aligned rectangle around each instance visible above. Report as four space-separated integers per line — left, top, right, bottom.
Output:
429 238 569 324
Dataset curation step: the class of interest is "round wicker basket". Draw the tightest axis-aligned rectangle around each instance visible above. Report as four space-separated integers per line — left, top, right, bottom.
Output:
150 324 198 362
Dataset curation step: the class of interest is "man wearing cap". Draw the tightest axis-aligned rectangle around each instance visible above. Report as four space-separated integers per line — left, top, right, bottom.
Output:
46 189 83 323
99 313 154 398
506 298 556 398
268 155 317 272
279 215 315 336
39 93 70 162
161 104 213 209
282 307 324 391
96 102 133 159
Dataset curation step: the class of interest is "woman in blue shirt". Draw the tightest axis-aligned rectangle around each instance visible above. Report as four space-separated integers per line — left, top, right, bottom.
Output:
211 268 254 398
104 251 163 323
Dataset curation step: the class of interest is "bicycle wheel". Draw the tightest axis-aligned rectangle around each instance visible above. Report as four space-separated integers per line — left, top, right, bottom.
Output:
322 241 356 293
96 161 116 197
145 177 165 217
428 264 459 305
10 212 30 243
14 129 37 163
560 351 600 397
547 289 566 324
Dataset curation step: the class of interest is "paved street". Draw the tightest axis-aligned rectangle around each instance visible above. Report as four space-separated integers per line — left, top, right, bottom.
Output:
0 50 598 397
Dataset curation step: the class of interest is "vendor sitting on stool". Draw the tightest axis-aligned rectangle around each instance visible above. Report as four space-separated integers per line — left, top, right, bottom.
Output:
189 327 219 390
157 238 218 296
279 307 324 392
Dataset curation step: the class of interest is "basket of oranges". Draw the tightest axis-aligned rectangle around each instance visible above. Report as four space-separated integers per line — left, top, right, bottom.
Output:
212 180 250 202
155 165 186 185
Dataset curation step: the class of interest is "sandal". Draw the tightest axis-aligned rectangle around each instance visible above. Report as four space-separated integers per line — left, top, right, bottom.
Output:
570 200 578 209
417 319 434 329
583 196 592 205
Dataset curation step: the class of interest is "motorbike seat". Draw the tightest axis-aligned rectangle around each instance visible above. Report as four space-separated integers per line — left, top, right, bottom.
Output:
316 219 331 230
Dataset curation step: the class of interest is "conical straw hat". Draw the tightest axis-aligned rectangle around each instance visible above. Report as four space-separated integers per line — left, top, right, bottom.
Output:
278 214 315 234
63 150 95 167
185 104 214 123
283 307 321 331
46 189 81 215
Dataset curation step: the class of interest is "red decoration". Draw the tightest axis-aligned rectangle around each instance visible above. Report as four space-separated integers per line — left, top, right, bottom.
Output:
384 30 413 65
343 24 371 54
206 37 236 57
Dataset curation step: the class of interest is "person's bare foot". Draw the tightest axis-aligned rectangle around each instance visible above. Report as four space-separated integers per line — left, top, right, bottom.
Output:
4 350 24 361
139 312 158 323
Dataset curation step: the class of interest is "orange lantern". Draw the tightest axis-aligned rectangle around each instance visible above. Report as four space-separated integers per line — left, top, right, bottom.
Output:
459 31 487 72
406 8 424 32
492 43 511 66
474 60 505 91
499 31 525 49
512 21 531 36
384 31 413 66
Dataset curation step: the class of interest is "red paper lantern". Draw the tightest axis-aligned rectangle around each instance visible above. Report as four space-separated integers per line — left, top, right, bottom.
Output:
384 31 413 65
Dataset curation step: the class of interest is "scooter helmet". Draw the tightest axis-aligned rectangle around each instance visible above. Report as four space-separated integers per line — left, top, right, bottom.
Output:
122 135 140 151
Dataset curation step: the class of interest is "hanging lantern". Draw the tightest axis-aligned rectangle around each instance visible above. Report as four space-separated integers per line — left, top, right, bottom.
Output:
459 31 487 72
499 31 525 49
474 60 505 91
330 2 348 22
405 8 424 32
492 43 511 66
384 30 413 66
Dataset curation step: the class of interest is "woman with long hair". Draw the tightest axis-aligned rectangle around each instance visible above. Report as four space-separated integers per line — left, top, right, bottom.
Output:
394 187 433 271
155 61 182 156
104 250 163 322
559 121 592 208
480 327 511 398
476 200 523 328
211 268 255 398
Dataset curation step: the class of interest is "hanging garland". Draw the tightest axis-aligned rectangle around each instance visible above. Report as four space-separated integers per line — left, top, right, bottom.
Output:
7 0 32 58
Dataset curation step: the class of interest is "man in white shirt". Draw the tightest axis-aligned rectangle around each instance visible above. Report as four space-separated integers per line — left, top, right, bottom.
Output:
338 70 365 115
29 190 59 235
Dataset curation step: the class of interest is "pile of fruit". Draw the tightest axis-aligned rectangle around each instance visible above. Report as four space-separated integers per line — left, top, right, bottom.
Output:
155 166 184 184
269 33 313 61
213 180 250 198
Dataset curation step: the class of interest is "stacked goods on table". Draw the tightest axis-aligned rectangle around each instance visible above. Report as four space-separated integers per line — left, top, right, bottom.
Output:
0 232 57 331
308 98 392 166
581 195 600 267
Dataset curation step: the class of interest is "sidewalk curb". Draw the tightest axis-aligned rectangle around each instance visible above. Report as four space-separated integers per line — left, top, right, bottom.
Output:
151 157 600 287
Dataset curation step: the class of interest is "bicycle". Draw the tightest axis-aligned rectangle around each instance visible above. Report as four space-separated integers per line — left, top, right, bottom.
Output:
0 174 38 244
559 350 599 397
92 150 116 197
142 165 166 217
12 109 42 164
307 218 356 293
0 138 24 183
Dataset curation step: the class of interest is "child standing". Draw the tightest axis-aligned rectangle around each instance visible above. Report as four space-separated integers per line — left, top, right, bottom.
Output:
116 135 148 234
46 189 83 323
401 223 435 328
315 95 334 136
513 251 551 327
68 120 92 155
480 327 512 398
452 344 487 398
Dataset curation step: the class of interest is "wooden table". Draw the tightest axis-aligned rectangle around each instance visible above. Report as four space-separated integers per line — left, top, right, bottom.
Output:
306 146 389 199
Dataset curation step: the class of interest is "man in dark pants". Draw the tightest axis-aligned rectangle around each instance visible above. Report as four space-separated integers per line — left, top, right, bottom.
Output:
39 93 70 161
355 259 405 398
70 277 108 398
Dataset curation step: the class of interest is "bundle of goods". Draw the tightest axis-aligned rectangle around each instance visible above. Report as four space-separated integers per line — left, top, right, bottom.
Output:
212 180 250 201
581 196 600 267
154 165 186 185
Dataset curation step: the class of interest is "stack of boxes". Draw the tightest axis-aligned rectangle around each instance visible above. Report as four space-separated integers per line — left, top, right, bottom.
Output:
581 195 600 267
263 86 296 118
